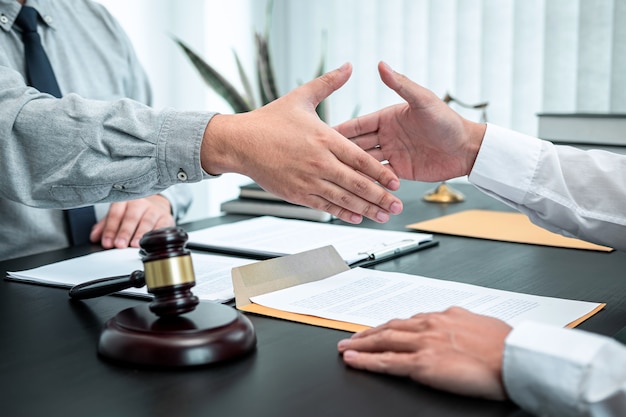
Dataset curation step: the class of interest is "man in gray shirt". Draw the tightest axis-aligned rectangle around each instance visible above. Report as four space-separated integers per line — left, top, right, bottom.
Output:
0 0 404 261
0 0 192 260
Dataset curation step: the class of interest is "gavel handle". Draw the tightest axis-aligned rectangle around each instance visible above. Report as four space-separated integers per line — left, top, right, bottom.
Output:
69 270 146 300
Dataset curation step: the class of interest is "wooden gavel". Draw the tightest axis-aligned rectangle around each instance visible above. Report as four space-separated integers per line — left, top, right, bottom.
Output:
70 227 199 317
70 227 256 368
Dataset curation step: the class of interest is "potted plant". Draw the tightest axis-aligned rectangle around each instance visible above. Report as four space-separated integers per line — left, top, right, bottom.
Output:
172 0 329 121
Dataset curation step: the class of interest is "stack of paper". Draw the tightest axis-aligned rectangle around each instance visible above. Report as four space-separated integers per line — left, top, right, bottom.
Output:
232 246 605 333
188 216 434 265
6 248 256 303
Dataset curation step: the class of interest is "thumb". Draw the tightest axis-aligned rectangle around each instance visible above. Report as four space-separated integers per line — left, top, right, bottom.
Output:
300 62 352 107
378 61 434 109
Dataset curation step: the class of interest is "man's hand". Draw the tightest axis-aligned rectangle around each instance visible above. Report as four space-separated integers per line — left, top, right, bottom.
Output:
89 195 174 248
335 62 486 183
200 63 403 224
337 307 512 400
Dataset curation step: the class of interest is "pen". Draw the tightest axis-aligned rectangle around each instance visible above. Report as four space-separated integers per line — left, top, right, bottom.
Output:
353 239 439 268
186 242 286 260
369 239 422 260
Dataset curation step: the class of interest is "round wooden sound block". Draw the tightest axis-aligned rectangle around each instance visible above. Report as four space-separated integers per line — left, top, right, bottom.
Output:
98 302 256 368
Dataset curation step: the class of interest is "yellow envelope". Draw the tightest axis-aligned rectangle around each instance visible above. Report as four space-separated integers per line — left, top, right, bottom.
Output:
407 209 613 252
232 245 369 333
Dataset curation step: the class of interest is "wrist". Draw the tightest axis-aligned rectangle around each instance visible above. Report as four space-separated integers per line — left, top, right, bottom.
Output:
200 113 244 176
464 120 487 175
147 194 172 214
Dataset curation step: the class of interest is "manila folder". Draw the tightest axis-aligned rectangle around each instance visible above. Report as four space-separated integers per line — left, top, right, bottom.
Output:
232 245 368 332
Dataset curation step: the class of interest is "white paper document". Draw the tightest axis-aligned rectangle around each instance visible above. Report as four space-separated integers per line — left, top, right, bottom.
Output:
6 248 256 303
188 216 433 265
250 267 603 328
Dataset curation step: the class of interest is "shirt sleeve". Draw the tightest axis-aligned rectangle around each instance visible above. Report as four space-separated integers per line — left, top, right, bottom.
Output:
159 184 192 221
0 65 218 209
503 322 626 416
468 123 626 251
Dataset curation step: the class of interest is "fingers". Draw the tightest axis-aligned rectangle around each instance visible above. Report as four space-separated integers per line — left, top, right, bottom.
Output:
377 61 434 109
342 348 507 400
334 139 400 191
298 140 402 223
338 309 477 355
99 201 137 248
335 126 388 165
301 62 353 108
338 314 444 355
296 177 402 225
335 112 382 139
337 309 509 400
346 133 380 152
90 197 174 249
301 156 402 224
341 350 420 379
340 329 437 356
297 172 401 224
129 208 174 246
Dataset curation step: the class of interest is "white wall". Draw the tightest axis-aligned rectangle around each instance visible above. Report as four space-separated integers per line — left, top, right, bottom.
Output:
97 0 261 222
270 0 626 132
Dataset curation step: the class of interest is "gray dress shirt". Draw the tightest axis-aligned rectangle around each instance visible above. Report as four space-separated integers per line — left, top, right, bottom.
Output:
0 0 215 260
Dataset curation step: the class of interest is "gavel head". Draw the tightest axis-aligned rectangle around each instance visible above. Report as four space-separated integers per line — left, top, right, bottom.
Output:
139 227 199 317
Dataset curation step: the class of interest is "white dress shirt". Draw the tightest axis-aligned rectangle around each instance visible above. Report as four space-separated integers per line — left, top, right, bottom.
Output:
469 124 626 416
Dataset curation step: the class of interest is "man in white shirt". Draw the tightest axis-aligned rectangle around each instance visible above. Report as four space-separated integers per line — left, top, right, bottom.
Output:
336 61 626 417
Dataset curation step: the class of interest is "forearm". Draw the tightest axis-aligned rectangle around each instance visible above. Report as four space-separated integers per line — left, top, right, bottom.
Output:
469 124 626 251
0 67 215 208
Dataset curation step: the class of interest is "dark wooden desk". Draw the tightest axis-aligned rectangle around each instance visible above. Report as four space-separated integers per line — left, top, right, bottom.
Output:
2 181 625 417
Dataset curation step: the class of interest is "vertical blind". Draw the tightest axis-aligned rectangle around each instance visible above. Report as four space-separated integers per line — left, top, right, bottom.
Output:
271 0 626 135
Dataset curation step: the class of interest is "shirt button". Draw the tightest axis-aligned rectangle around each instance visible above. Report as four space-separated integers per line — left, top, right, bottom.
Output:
0 15 8 24
113 184 124 190
177 170 188 181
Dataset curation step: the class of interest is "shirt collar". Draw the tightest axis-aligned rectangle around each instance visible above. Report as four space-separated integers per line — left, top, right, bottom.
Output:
0 0 56 33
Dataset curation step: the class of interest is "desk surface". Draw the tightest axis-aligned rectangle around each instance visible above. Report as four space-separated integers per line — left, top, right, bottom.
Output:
2 181 625 417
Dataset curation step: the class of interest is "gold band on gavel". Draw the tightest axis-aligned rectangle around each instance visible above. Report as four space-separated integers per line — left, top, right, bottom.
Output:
143 255 195 289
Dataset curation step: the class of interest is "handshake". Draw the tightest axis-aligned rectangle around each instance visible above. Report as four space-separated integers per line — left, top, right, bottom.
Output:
200 61 485 226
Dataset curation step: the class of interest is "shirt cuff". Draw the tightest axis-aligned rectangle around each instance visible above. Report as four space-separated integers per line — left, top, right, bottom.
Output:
468 123 543 205
503 321 611 416
157 110 220 187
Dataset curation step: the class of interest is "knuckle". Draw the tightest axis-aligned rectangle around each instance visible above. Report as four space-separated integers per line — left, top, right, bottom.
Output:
422 315 442 328
446 306 463 314
386 318 406 329
351 149 371 170
338 191 353 207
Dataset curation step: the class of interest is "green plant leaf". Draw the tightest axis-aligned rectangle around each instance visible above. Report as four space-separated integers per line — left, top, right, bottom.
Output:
351 104 361 118
314 53 327 122
253 0 279 105
172 37 252 113
255 32 279 105
264 0 274 38
233 49 257 109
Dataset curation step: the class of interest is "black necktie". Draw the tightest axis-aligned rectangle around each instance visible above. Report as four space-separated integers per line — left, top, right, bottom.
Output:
15 6 96 246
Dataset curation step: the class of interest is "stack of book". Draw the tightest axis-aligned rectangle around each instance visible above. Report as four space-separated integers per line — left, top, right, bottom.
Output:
220 182 334 222
537 113 626 146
